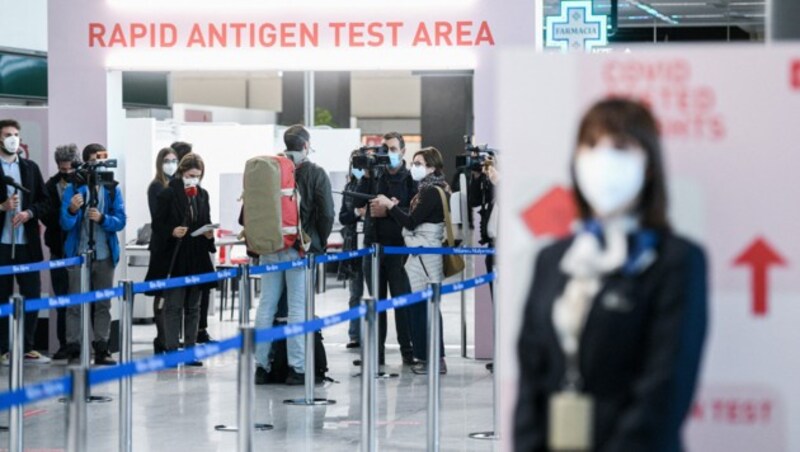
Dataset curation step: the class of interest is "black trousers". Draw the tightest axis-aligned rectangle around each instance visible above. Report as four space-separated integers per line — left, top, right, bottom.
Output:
0 245 42 354
50 263 70 347
199 288 210 330
363 253 413 361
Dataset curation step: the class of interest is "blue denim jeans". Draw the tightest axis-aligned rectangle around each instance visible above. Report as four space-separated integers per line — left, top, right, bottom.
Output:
255 248 306 373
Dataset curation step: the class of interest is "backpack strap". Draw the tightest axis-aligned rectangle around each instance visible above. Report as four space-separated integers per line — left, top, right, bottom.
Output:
434 186 455 247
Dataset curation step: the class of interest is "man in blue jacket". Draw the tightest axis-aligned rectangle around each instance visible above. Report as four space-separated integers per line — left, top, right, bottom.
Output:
55 143 126 365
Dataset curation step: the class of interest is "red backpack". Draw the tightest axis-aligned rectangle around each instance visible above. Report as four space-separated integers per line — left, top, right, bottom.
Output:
240 155 309 255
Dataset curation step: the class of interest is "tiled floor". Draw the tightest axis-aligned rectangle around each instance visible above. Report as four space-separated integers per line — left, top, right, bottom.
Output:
0 277 499 451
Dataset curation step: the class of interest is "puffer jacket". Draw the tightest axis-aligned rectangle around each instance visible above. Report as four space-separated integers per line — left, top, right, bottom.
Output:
402 222 444 292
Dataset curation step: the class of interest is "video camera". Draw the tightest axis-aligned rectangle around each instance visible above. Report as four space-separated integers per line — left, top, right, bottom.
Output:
456 136 496 172
71 159 118 188
351 144 392 171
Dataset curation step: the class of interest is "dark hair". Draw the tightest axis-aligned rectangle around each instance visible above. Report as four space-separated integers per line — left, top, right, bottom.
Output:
284 125 310 152
170 141 193 160
154 147 178 188
383 131 405 150
54 144 79 165
572 98 670 231
82 143 106 162
413 147 445 177
178 153 205 179
0 119 21 133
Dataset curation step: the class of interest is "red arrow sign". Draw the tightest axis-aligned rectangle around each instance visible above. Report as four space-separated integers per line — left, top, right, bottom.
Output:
733 237 787 317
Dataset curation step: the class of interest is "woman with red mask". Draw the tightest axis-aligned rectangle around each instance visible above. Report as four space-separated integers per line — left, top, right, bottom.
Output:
146 153 216 364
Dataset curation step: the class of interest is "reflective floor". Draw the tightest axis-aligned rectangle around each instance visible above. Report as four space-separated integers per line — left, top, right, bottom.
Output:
0 278 498 451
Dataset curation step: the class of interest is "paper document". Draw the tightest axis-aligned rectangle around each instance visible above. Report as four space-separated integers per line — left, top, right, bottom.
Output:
190 223 220 238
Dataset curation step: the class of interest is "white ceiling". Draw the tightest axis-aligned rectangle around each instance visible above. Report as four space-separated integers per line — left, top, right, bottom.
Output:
544 0 766 28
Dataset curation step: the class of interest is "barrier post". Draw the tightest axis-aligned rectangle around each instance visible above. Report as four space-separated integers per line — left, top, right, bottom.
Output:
66 367 88 452
460 263 468 358
239 263 251 324
469 277 500 440
360 296 377 452
118 280 134 452
285 253 335 406
237 326 256 452
79 251 111 403
427 283 442 452
370 245 380 308
458 172 470 358
9 295 24 452
215 265 273 433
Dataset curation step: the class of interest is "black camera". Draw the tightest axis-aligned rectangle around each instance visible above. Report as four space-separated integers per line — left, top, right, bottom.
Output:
351 144 391 171
71 159 118 187
456 136 496 172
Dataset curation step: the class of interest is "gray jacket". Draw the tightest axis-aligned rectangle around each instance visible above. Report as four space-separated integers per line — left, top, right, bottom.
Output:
403 222 445 292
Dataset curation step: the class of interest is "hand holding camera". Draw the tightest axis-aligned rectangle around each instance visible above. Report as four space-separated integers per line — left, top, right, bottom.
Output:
69 193 84 214
87 208 103 223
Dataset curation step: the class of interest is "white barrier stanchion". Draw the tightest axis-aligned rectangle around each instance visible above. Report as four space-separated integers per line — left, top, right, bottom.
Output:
66 367 88 452
469 276 500 440
216 264 273 433
79 251 111 404
458 172 470 359
427 283 442 452
360 296 377 452
118 280 134 452
9 295 24 452
285 253 335 406
237 326 256 452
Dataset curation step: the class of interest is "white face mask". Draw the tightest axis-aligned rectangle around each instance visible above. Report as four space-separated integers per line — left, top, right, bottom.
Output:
575 147 646 217
163 162 178 177
183 177 200 188
2 136 19 155
410 165 428 182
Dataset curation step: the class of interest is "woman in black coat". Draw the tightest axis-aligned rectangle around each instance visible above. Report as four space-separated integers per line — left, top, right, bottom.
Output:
514 99 708 452
146 147 179 354
146 153 215 364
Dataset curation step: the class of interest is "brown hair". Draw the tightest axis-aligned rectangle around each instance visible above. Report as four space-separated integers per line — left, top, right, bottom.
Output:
0 119 21 133
178 153 205 179
383 131 405 150
413 147 445 177
153 147 178 188
572 98 670 231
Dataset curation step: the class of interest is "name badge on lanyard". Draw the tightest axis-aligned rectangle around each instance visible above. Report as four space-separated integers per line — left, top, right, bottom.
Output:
548 390 594 451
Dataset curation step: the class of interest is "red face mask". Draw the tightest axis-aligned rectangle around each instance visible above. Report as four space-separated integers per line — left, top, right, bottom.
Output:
184 186 198 198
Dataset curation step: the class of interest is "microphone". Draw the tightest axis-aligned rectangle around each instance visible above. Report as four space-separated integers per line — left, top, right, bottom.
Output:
3 176 30 194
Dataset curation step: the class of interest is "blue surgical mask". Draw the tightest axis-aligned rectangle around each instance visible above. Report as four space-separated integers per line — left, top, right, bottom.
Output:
351 168 365 181
388 152 402 169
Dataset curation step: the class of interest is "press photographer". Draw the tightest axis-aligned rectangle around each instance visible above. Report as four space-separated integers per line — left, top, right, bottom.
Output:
352 132 416 367
56 143 126 365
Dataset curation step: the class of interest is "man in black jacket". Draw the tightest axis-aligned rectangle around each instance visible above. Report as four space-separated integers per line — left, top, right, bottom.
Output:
0 119 51 364
43 144 79 359
354 131 416 366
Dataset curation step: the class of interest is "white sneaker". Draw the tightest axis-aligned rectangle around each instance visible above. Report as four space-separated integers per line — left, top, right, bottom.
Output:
0 353 8 366
24 351 51 364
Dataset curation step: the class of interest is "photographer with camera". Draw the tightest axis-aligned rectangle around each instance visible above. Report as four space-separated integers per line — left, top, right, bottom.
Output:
353 132 416 367
0 119 52 364
44 144 80 360
56 144 126 365
338 150 367 349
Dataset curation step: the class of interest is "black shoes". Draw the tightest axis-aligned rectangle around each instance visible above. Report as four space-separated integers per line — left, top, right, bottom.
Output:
255 366 269 385
286 369 322 386
196 330 217 344
153 339 166 355
401 352 416 366
346 341 360 349
93 341 117 366
52 344 80 362
410 359 448 375
185 361 203 367
353 357 386 367
486 362 494 373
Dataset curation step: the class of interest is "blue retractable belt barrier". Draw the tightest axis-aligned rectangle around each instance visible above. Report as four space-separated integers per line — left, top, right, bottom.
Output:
0 256 83 277
249 258 307 276
0 376 71 412
25 287 125 313
132 268 240 295
0 268 495 411
383 246 495 256
316 247 374 264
